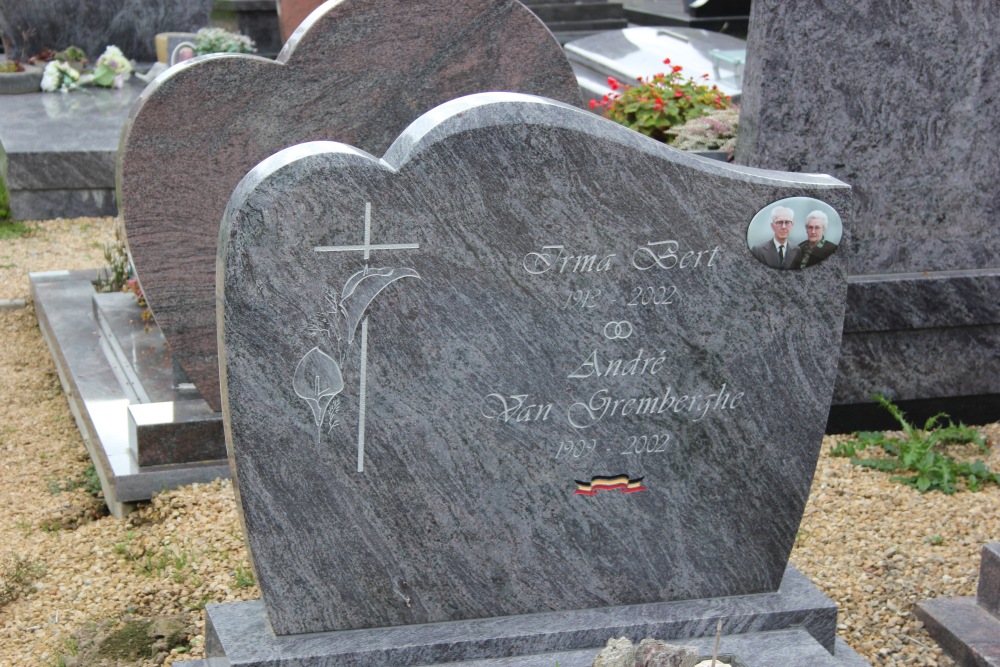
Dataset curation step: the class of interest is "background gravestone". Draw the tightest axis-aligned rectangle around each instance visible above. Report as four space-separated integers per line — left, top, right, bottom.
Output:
118 0 582 414
218 93 851 637
0 0 212 62
736 0 1000 428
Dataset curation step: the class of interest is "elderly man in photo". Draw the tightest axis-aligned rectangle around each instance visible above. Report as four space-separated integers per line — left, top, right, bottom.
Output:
797 210 838 268
751 206 800 269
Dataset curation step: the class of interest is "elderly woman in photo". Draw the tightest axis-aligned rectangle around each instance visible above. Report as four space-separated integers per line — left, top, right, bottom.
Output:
797 210 838 268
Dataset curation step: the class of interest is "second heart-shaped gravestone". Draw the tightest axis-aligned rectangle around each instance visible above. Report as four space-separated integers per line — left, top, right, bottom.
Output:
219 93 851 636
118 0 581 412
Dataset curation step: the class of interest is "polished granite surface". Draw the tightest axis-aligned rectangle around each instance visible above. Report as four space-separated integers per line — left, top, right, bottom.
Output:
0 79 145 219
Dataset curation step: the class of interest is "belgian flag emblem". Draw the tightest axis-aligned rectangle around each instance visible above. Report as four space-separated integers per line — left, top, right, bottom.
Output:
573 475 646 496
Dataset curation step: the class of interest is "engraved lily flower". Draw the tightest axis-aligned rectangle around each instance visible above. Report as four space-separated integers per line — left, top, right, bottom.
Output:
293 265 419 450
293 347 343 444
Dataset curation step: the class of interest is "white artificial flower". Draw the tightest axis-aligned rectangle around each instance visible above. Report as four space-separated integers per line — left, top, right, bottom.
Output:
40 60 81 93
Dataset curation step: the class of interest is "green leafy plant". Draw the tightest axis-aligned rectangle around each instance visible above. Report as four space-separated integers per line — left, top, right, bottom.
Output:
55 45 87 64
830 394 996 493
591 59 732 144
193 27 256 55
0 220 36 238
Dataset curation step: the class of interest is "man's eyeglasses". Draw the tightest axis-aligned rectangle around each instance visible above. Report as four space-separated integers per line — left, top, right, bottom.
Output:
773 220 794 227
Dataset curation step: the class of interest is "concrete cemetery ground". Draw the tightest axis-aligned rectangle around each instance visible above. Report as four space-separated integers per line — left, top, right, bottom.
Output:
0 217 997 666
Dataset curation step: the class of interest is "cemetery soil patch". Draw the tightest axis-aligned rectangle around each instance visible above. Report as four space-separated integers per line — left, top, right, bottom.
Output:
0 217 997 666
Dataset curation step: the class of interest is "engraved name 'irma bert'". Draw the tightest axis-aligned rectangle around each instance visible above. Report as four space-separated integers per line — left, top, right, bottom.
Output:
522 241 721 275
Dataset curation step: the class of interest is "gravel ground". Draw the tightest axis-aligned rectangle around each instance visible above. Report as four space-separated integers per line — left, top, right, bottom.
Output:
1 217 998 666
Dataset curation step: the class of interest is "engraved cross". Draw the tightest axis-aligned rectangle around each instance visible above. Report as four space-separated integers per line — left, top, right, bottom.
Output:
314 202 420 473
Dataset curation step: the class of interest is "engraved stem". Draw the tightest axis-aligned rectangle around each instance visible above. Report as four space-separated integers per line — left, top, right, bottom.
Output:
357 317 369 472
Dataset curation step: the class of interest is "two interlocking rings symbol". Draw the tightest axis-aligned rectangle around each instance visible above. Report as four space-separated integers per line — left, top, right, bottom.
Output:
603 321 633 340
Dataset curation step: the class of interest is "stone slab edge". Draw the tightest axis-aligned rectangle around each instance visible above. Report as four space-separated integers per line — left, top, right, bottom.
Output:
200 566 837 666
30 269 133 518
979 543 1000 618
29 270 230 516
915 596 1000 667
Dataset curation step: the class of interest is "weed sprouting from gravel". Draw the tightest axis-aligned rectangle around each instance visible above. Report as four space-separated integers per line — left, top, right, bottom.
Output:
46 464 103 497
0 553 45 606
233 563 255 588
81 464 102 495
832 394 997 493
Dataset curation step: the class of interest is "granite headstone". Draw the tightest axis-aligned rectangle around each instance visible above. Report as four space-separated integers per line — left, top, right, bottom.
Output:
118 0 582 415
0 0 212 62
736 0 1000 424
218 92 851 637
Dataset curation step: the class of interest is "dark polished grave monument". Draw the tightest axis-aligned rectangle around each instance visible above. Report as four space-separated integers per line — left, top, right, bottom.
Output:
737 0 1000 431
175 93 867 666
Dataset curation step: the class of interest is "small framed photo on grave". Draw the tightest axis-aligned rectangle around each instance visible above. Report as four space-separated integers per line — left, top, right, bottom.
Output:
746 196 842 270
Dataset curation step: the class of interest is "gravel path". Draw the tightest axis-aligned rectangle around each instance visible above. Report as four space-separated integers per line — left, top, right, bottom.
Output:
0 217 998 666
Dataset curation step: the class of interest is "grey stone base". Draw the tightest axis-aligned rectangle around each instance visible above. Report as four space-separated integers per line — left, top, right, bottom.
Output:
179 633 867 666
179 566 867 667
915 543 1000 666
30 270 230 518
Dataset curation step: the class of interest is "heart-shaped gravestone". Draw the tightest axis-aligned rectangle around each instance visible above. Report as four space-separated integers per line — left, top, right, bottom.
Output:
219 93 851 636
118 0 581 412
